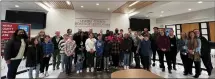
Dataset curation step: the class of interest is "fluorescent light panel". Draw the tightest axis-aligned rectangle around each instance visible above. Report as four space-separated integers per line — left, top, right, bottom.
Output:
35 2 50 11
129 1 140 7
43 2 52 8
66 1 71 5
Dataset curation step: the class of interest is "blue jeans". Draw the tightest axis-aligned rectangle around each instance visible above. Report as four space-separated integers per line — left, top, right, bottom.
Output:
76 54 83 71
28 64 40 78
65 55 73 74
60 54 66 72
124 53 130 66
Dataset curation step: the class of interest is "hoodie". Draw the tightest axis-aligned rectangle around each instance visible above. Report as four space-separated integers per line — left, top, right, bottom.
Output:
95 40 104 56
41 41 54 56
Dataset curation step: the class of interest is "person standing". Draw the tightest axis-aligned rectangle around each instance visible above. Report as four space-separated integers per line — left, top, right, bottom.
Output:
26 38 43 78
150 27 159 66
114 28 119 35
121 33 133 70
194 29 213 76
40 35 54 77
4 29 28 79
178 32 189 75
52 31 63 70
156 30 171 73
187 31 201 78
75 32 85 74
95 34 104 71
138 34 152 71
58 34 68 72
168 29 178 70
103 37 111 71
85 33 97 72
64 35 76 75
110 36 121 68
132 32 141 68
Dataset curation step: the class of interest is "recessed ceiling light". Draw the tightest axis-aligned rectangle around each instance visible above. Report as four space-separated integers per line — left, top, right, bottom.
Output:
107 8 110 10
161 11 164 13
0 0 1 2
96 3 99 5
188 8 192 11
129 1 140 7
81 6 84 8
66 1 71 5
146 15 149 17
160 15 163 17
198 1 203 4
15 5 19 8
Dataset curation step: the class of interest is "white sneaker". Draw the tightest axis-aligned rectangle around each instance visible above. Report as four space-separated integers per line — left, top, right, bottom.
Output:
76 70 80 74
45 71 49 77
127 66 129 69
80 70 82 73
39 73 45 78
91 67 94 72
124 66 127 70
86 68 89 72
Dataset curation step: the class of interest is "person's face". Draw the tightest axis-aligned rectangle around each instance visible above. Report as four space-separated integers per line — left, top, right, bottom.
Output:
194 30 200 37
144 36 149 41
98 36 102 40
190 32 195 38
78 29 82 33
89 34 93 38
89 29 93 33
125 34 129 38
63 35 68 40
160 31 164 36
154 28 158 33
106 30 110 34
181 32 186 39
115 29 119 33
144 28 148 32
100 29 103 33
134 32 138 36
17 30 24 35
128 29 132 32
39 31 45 36
68 29 72 34
55 31 60 36
34 39 39 45
120 30 123 33
119 34 123 38
169 30 174 36
45 37 50 42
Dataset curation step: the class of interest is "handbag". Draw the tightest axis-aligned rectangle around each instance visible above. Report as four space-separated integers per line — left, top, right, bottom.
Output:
194 52 201 61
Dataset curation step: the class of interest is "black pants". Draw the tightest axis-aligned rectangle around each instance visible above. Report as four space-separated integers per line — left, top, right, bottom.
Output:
158 50 172 70
201 54 213 74
141 56 150 70
112 53 119 67
187 58 201 75
96 56 103 70
180 53 188 73
134 53 140 68
87 52 95 68
7 59 22 79
40 56 51 73
151 45 157 63
52 49 61 69
170 49 177 68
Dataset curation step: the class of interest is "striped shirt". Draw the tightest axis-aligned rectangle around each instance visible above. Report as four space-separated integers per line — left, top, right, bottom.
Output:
58 40 66 54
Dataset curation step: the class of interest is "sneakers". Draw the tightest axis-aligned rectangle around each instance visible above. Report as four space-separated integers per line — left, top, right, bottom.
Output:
152 63 155 67
76 70 80 74
39 73 45 78
91 67 94 72
124 66 127 70
45 71 49 77
80 70 83 73
86 68 89 72
126 66 129 69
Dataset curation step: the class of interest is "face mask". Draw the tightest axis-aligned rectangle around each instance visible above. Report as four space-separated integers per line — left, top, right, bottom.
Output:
18 34 25 38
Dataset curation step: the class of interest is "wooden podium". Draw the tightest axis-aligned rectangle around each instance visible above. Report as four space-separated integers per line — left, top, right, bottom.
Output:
111 69 162 78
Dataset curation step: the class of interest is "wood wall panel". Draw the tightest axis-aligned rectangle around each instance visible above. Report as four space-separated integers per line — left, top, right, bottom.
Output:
209 22 215 42
41 1 74 9
182 23 199 33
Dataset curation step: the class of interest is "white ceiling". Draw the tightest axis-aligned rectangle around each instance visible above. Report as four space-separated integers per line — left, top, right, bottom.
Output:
132 1 215 18
72 1 126 13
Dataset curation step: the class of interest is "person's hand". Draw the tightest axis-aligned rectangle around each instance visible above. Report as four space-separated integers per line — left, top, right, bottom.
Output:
163 49 166 51
161 48 164 51
6 60 11 64
136 51 138 54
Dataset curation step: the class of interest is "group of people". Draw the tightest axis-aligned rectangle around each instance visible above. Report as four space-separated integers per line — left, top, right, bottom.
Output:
3 27 213 79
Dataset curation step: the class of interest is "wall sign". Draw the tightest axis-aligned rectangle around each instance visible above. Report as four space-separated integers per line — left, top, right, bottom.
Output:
75 18 110 27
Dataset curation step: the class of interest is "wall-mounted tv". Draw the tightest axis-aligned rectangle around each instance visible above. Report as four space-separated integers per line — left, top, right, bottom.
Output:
5 10 47 29
129 18 150 31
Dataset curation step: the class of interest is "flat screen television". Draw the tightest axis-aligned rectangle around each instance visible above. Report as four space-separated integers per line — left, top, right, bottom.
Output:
129 18 150 31
5 10 47 29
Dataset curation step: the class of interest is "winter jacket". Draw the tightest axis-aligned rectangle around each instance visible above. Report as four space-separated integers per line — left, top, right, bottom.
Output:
52 36 63 50
157 35 170 51
95 40 104 56
139 40 152 56
120 37 133 53
103 41 111 57
4 38 28 61
198 36 211 55
26 44 43 67
65 39 76 56
177 39 188 54
41 41 54 56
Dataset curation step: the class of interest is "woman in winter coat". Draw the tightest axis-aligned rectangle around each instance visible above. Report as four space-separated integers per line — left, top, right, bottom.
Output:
26 38 43 78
